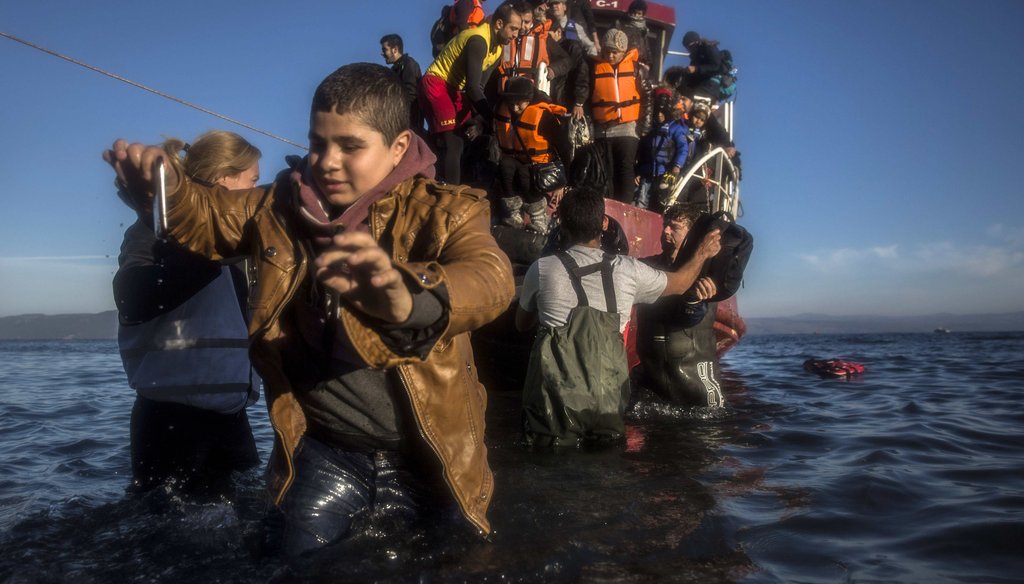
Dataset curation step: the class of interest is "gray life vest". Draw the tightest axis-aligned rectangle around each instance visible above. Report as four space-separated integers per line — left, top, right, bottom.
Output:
118 265 259 414
521 251 630 446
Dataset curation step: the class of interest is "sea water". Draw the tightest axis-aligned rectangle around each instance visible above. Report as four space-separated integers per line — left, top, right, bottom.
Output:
0 333 1022 582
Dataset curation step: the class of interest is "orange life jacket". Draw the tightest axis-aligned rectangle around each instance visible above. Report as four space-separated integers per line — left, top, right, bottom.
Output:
451 0 485 30
498 21 551 85
591 48 641 124
494 101 567 163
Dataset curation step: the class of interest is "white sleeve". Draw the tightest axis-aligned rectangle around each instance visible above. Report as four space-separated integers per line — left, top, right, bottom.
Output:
630 258 668 305
519 261 541 311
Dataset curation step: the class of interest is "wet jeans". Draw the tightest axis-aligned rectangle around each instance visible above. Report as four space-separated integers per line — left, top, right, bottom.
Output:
279 435 448 557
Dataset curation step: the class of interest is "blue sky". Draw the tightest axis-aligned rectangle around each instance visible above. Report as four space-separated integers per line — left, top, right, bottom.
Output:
2 0 1022 318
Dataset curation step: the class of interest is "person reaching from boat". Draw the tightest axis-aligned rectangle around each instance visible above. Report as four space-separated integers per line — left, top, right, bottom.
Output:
675 97 745 206
113 130 262 496
420 1 525 184
634 86 688 211
635 203 725 407
380 33 425 135
104 63 515 556
673 100 712 207
493 76 570 233
589 28 652 203
685 101 709 159
675 89 739 163
515 187 720 446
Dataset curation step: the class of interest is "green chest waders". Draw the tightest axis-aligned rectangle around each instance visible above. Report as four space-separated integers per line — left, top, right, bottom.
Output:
522 251 631 446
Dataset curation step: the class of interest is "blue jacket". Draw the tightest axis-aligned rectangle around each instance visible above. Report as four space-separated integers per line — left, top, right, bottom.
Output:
638 119 689 178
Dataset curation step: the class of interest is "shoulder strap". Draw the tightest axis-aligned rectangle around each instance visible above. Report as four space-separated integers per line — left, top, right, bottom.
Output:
599 253 617 314
554 250 618 313
554 250 588 306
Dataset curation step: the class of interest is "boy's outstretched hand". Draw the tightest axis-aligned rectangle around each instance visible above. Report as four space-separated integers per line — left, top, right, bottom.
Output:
102 139 180 197
315 231 413 324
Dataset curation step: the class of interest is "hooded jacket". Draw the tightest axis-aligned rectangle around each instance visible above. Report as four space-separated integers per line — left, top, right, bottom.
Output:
162 141 515 534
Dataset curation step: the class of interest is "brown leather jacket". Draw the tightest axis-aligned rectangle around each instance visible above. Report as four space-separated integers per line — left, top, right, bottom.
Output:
165 173 514 534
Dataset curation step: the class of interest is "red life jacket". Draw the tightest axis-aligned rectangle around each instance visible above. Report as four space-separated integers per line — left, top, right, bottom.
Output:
591 48 641 124
494 101 567 163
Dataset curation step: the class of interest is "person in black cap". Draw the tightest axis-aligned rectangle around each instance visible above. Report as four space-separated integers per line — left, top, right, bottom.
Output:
493 76 571 233
678 30 723 101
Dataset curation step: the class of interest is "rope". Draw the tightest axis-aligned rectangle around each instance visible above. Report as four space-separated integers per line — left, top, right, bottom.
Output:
0 31 307 150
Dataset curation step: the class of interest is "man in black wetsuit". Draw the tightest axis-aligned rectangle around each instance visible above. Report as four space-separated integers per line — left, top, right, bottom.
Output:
636 202 725 407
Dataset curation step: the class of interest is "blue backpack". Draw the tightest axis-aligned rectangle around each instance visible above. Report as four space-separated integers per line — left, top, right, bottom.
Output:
711 49 738 101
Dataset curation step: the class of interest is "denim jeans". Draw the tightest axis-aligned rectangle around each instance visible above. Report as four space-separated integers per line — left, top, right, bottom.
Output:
633 178 654 209
279 435 449 557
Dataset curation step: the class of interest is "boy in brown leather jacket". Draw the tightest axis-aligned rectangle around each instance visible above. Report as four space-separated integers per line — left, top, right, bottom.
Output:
104 63 514 556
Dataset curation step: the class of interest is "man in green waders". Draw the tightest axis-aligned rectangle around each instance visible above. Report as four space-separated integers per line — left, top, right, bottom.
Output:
515 187 722 446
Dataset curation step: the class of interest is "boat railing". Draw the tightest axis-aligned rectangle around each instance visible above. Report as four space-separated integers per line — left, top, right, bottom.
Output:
661 99 741 217
662 146 741 216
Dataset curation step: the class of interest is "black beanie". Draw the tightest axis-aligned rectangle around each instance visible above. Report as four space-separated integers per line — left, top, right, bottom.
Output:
683 31 700 47
501 76 535 102
629 0 648 13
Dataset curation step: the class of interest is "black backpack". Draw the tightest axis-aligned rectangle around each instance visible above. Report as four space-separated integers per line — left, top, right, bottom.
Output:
569 143 609 195
677 210 752 302
430 5 454 58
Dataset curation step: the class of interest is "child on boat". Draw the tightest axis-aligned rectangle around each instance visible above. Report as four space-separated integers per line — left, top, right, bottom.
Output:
634 86 689 210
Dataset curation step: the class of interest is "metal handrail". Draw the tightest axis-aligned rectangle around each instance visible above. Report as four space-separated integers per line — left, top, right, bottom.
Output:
662 146 741 216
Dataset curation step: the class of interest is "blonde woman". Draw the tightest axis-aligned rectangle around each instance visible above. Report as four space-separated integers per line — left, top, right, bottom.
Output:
114 130 262 496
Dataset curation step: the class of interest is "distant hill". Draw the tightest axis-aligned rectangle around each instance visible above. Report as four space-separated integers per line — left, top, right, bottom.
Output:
745 312 1024 335
1 310 1023 340
0 311 118 340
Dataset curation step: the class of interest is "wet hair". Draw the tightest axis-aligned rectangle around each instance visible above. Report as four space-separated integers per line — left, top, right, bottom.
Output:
162 130 261 184
311 62 408 145
559 187 605 244
663 202 703 228
379 33 403 53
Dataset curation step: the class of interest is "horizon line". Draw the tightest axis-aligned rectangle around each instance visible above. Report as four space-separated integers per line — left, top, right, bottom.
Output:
0 255 112 262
